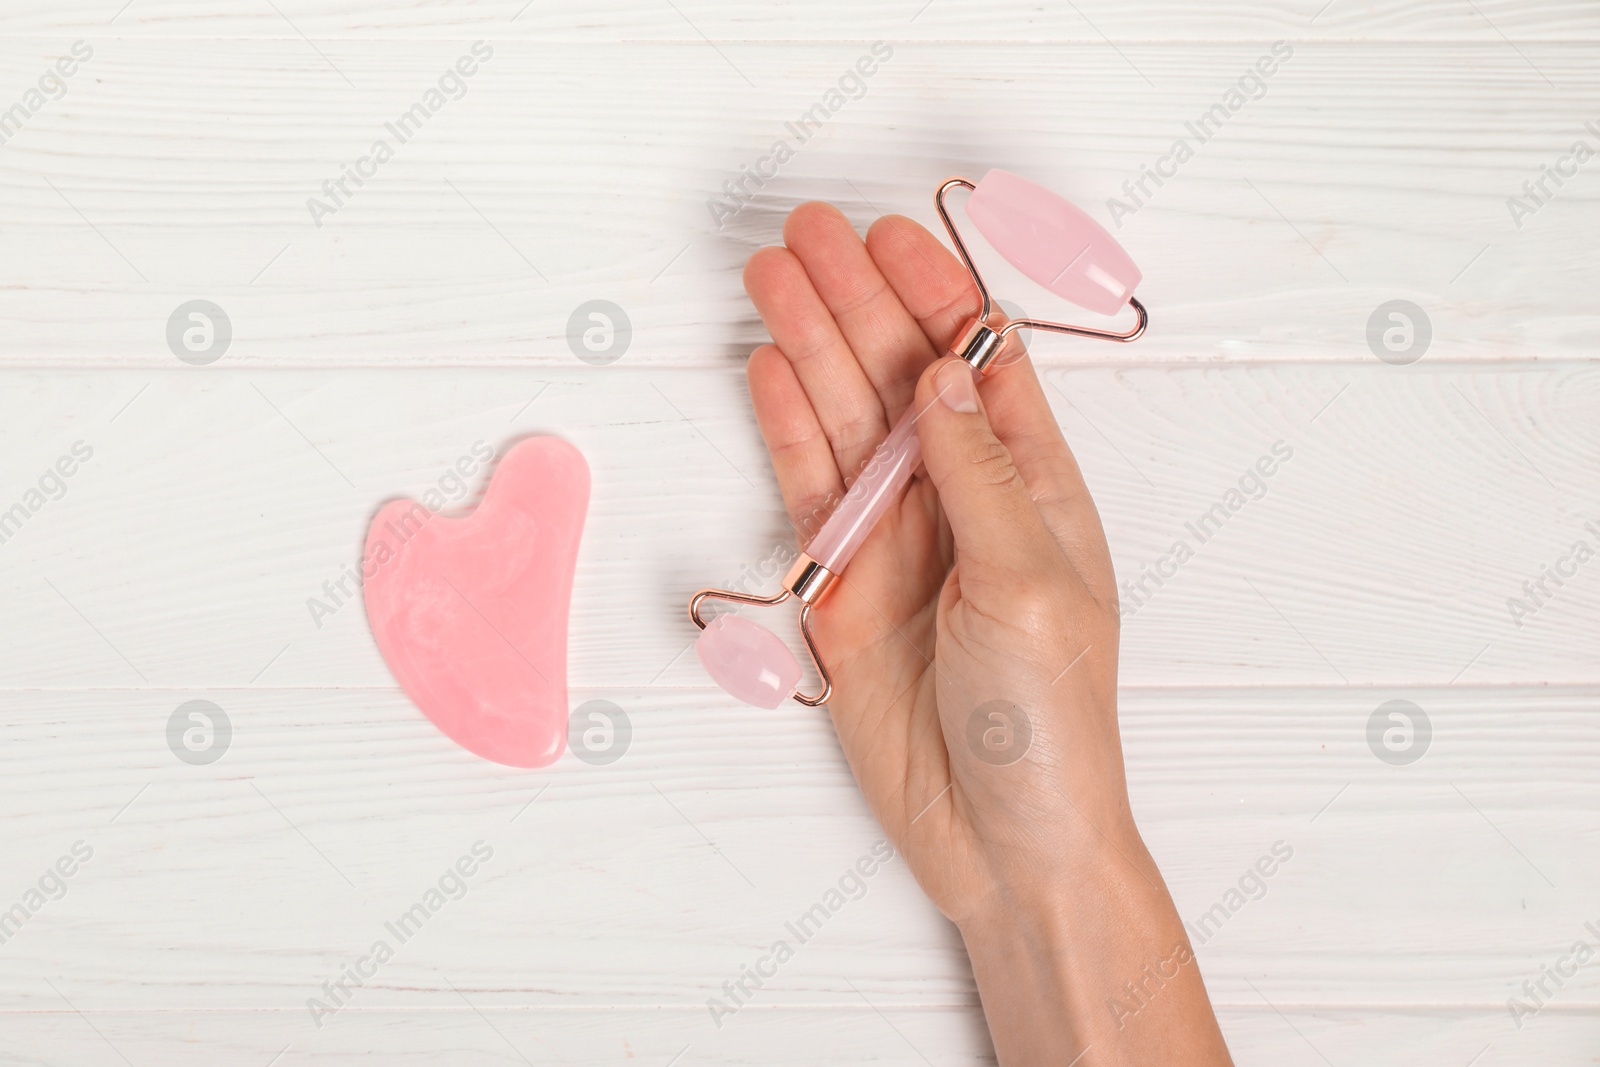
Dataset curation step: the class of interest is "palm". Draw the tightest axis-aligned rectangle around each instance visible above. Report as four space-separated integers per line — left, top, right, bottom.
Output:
742 202 1122 918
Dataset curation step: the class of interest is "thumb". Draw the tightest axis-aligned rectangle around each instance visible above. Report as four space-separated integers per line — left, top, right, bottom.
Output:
913 357 1059 577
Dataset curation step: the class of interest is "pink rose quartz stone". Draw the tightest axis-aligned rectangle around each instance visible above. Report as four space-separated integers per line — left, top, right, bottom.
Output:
695 613 803 710
965 168 1142 318
363 436 589 768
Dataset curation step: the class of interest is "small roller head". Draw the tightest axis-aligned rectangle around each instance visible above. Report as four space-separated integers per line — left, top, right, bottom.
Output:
695 613 803 710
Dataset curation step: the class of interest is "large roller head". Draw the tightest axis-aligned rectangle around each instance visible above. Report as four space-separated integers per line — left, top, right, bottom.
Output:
964 168 1142 317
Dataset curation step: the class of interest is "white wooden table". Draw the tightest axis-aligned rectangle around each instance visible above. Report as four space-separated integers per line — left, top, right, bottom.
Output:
1 3 1595 1063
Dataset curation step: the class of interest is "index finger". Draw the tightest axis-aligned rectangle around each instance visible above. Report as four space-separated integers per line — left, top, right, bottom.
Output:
864 212 1117 602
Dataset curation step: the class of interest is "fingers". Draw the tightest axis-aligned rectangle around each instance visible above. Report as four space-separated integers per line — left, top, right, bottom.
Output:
867 213 1116 594
744 244 887 479
864 213 982 353
912 358 1065 587
746 344 846 540
781 202 938 421
745 203 1116 601
978 356 1117 605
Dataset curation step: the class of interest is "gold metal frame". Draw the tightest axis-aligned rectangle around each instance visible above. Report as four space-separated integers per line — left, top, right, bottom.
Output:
689 554 837 706
934 177 1147 371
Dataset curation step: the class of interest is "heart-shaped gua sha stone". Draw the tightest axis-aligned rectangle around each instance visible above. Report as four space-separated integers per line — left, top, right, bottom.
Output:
363 437 589 768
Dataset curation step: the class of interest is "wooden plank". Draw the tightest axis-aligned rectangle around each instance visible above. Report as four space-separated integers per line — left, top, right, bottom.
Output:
0 14 1592 1065
0 363 1592 690
0 1005 1591 1066
0 42 1590 364
3 1 1598 41
0 686 1592 1011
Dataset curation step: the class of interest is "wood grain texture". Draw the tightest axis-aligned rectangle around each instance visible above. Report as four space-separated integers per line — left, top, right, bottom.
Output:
0 364 1592 690
0 2 1595 1064
0 41 1591 364
4 1 1600 40
0 1008 1593 1067
0 687 1593 1009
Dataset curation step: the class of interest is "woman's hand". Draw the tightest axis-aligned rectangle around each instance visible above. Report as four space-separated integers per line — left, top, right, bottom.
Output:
742 201 1232 1065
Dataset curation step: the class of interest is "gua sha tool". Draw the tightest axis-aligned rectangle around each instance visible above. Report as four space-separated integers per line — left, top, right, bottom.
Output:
690 171 1149 709
364 437 589 767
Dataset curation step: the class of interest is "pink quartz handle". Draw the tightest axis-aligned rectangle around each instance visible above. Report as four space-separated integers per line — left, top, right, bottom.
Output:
806 369 972 571
966 169 1142 318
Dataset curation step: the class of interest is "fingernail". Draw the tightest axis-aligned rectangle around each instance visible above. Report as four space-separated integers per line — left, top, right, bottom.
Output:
936 360 980 414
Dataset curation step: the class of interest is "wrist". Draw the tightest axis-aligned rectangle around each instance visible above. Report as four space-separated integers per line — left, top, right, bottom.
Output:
955 819 1160 955
953 784 1148 928
954 830 1227 1066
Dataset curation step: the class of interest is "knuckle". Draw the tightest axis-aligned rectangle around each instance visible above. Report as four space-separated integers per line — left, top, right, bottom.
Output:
997 564 1115 635
1009 583 1061 628
966 437 1023 490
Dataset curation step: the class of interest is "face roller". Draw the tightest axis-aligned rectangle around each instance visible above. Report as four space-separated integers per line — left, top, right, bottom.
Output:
690 170 1149 709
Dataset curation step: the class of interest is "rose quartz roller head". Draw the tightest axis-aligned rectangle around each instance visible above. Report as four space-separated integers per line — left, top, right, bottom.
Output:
691 171 1149 708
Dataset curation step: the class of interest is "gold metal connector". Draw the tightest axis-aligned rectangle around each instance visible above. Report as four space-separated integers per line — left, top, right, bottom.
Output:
783 554 838 605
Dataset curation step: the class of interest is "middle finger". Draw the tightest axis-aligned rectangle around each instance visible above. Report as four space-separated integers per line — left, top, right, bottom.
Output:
781 202 941 423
